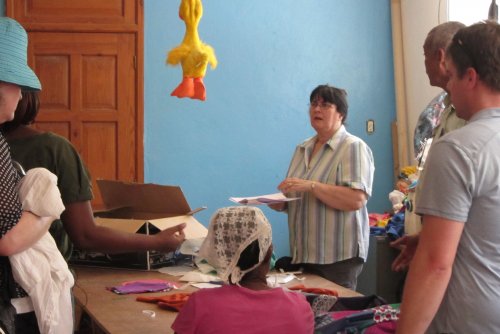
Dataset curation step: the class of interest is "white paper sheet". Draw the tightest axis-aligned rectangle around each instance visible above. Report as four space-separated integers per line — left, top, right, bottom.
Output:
179 270 222 283
179 237 205 256
266 273 296 285
191 282 223 289
157 265 194 276
229 192 300 205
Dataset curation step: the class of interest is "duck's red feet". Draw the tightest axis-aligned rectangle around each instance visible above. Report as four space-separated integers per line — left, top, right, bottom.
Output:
171 77 195 98
192 77 206 101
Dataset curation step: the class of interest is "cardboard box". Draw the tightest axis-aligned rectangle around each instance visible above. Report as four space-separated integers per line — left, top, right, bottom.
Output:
70 179 208 270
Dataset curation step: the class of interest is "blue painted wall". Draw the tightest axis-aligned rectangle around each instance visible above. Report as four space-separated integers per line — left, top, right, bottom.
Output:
2 1 396 258
145 1 396 257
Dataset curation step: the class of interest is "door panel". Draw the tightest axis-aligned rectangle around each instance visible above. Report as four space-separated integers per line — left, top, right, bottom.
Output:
29 32 138 208
82 123 118 182
8 0 144 210
34 55 70 110
7 0 137 30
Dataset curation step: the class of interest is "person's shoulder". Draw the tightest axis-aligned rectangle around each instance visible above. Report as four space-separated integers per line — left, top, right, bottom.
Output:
8 132 72 151
278 289 315 314
192 284 234 297
268 287 308 303
298 135 316 147
342 132 371 151
344 133 363 144
43 132 74 145
39 132 81 154
281 287 307 299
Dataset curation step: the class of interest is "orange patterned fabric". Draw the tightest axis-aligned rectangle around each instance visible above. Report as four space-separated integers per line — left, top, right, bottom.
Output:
288 284 339 297
137 292 192 312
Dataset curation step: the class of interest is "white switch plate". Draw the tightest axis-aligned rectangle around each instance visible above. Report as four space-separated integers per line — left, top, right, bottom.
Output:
366 119 375 134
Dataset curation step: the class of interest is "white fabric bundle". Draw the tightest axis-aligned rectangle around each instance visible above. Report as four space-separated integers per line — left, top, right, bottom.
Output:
10 168 73 334
16 167 65 219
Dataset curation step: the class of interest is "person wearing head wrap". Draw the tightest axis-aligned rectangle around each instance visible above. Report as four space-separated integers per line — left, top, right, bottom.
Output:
172 206 314 334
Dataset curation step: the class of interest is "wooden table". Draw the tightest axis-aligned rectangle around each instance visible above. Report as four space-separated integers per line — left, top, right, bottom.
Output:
72 266 361 334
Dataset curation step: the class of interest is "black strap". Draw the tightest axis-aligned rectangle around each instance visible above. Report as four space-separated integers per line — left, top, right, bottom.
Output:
0 257 16 334
0 257 17 300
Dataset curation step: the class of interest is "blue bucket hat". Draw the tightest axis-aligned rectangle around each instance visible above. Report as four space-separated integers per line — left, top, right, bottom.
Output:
0 17 41 91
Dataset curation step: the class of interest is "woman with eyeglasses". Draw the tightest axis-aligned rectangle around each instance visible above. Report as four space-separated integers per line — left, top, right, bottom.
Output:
269 84 374 290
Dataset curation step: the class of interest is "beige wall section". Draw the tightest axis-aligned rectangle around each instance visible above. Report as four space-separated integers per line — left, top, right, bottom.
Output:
391 0 448 170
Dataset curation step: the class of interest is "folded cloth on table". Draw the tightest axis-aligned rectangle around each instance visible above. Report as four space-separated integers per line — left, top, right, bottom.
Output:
137 293 192 312
302 292 338 316
107 280 177 295
315 303 399 334
288 284 339 297
330 295 388 311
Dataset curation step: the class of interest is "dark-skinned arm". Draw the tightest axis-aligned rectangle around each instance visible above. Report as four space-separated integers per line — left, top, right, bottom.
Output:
61 200 186 253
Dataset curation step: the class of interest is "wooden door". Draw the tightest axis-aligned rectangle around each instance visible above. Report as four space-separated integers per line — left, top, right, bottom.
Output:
7 0 144 210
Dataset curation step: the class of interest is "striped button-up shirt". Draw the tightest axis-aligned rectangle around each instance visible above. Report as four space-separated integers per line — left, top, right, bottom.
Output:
286 126 374 264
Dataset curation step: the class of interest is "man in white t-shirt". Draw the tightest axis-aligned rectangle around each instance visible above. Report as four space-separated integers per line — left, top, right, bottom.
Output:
397 21 500 334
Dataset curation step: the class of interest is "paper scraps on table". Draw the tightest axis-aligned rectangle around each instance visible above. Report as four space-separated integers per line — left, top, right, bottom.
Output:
158 264 194 277
179 270 223 283
191 282 224 289
179 237 205 256
266 273 297 286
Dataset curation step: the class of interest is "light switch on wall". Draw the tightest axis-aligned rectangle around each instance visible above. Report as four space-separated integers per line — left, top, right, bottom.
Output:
366 119 375 134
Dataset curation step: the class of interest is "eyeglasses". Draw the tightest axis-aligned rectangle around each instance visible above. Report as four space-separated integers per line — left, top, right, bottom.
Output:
309 102 334 110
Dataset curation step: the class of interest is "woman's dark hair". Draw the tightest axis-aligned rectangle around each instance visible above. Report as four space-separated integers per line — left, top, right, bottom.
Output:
0 90 40 134
237 239 260 272
310 84 348 124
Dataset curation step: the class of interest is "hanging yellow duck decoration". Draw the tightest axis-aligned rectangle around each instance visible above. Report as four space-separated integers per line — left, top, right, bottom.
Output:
167 0 218 101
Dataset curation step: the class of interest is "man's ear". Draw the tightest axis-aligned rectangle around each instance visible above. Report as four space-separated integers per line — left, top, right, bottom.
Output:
437 48 446 61
465 67 479 88
438 48 447 72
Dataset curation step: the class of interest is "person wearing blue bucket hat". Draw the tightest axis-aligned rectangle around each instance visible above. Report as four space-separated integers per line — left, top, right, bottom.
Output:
0 17 60 334
0 17 41 91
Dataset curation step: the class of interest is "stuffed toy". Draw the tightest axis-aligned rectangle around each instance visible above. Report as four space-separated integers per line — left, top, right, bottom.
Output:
167 0 218 101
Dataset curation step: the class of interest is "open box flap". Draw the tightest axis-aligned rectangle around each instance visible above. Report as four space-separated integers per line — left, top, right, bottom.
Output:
94 217 145 234
97 179 191 215
94 216 207 239
94 208 181 220
150 216 208 239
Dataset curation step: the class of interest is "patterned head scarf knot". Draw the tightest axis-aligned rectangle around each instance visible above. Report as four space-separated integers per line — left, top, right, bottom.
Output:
198 206 272 284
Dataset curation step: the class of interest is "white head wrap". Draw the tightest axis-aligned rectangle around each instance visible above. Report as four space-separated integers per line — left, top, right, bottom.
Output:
198 206 272 284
